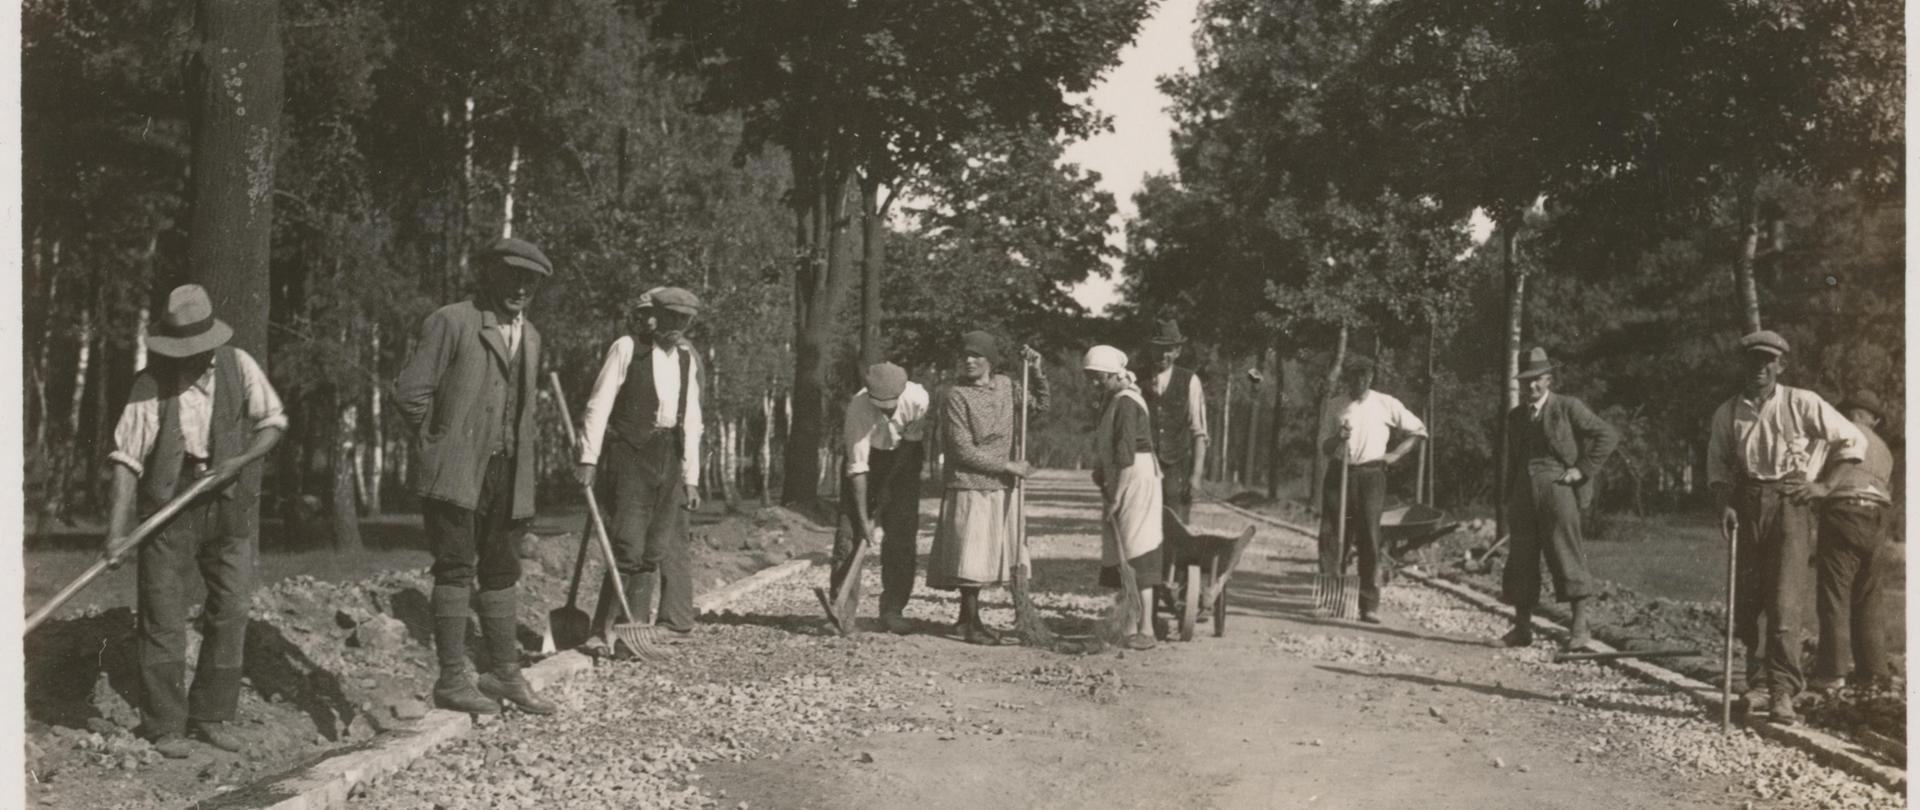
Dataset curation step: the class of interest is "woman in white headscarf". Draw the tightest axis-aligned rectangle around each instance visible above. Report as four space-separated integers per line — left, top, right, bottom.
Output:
1083 345 1162 650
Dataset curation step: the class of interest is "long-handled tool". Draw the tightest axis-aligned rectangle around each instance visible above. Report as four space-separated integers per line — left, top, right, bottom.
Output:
1721 513 1739 733
1466 533 1512 573
542 511 596 653
549 372 668 662
817 509 877 635
1009 347 1056 647
1553 647 1702 664
26 473 224 634
1313 453 1359 619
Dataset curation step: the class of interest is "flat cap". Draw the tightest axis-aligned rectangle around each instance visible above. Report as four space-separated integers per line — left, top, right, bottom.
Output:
1840 389 1884 420
863 363 909 403
961 330 1001 359
1740 330 1789 357
642 286 701 315
482 237 552 276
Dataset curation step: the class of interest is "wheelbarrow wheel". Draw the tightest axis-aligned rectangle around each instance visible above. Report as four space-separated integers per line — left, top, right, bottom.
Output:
1179 562 1200 641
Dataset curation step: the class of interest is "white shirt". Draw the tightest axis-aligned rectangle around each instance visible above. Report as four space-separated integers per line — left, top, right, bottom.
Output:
1150 367 1210 437
109 348 288 476
494 313 523 358
843 382 931 476
1529 392 1551 421
578 336 704 486
1707 384 1863 486
1320 389 1427 465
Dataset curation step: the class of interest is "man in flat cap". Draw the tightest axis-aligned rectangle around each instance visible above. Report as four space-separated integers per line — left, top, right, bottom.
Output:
1707 329 1864 724
1808 389 1897 693
104 284 285 757
577 286 705 648
396 237 558 715
1317 356 1425 624
832 361 931 634
1498 348 1618 650
1140 319 1209 523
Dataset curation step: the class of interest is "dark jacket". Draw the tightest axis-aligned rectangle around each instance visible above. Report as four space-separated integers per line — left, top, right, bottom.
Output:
1506 393 1618 510
394 300 542 518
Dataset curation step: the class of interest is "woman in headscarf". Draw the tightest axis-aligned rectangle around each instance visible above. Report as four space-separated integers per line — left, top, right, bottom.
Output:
1084 345 1162 650
928 330 1047 644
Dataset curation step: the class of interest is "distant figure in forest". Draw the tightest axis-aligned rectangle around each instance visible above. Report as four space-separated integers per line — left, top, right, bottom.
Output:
1497 348 1618 651
833 361 930 635
1140 318 1209 523
1706 329 1864 725
1084 345 1163 649
105 284 285 758
1808 389 1897 694
927 331 1047 644
576 287 706 648
395 238 558 716
1317 356 1426 625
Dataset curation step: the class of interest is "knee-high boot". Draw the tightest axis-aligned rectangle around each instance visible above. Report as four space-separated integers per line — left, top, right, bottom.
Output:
432 585 499 714
474 589 557 715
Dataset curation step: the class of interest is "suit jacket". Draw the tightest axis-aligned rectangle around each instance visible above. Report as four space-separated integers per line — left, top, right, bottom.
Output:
1506 393 1618 510
394 300 542 518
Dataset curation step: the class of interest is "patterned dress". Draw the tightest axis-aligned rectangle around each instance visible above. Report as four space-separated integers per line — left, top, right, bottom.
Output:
927 372 1047 590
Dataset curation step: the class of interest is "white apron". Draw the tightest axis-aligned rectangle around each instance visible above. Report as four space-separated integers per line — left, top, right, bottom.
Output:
1096 388 1163 569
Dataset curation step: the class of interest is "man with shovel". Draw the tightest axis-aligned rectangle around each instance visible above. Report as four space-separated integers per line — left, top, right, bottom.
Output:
395 238 559 716
104 284 285 758
1317 356 1425 624
831 362 931 634
576 286 705 648
1708 330 1864 725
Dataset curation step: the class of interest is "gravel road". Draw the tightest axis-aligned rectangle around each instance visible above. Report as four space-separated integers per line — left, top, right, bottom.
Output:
351 470 1903 810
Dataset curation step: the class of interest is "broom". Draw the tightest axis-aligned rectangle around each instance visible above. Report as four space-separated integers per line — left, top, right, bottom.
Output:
550 372 670 662
1009 347 1056 647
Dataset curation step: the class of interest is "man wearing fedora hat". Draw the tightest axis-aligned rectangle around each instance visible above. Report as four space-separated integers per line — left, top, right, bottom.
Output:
395 237 558 715
1140 318 1209 523
1806 388 1897 693
104 283 286 757
1498 347 1618 650
1707 329 1864 724
576 286 706 646
832 361 931 634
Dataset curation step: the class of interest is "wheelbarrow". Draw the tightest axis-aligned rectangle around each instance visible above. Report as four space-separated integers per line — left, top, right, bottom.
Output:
1377 501 1458 581
1156 509 1257 642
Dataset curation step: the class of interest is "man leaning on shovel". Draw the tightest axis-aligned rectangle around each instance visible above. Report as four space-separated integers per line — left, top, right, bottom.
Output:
833 361 931 635
104 284 285 758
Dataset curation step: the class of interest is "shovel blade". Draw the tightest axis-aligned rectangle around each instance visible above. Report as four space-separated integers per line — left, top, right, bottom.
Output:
547 606 592 652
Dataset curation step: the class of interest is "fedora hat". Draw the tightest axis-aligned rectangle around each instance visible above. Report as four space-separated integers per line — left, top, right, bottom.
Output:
145 284 233 358
1148 319 1186 346
1515 347 1558 380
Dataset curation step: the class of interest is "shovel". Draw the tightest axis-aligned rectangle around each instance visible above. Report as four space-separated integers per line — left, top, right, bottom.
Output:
550 372 669 662
543 510 596 652
27 473 223 634
817 523 874 635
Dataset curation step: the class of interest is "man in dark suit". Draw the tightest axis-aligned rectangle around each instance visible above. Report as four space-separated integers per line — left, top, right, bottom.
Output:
1500 347 1619 650
395 238 558 715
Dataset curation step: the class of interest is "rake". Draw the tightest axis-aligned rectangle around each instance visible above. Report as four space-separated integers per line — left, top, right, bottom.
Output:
1312 454 1359 619
1009 348 1056 647
549 372 670 663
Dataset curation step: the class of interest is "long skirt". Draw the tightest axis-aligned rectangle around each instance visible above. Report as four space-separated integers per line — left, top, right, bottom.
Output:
927 488 1011 590
1098 453 1165 589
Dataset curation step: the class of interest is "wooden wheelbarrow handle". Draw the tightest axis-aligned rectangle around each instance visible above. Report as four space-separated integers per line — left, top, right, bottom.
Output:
26 473 225 635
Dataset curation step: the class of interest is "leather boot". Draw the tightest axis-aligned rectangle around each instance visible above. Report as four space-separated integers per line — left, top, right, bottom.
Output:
474 589 557 715
1501 608 1534 647
431 586 498 715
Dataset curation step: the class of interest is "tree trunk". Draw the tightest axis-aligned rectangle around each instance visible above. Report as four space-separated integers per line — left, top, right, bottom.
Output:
502 141 521 238
32 237 56 466
781 164 854 507
1244 353 1262 488
1266 341 1286 501
1496 224 1525 538
760 388 775 506
185 0 281 360
1310 324 1349 513
332 399 364 552
722 417 742 506
1418 321 1435 504
455 94 475 299
1217 369 1232 483
858 174 889 367
1734 180 1763 334
366 321 384 514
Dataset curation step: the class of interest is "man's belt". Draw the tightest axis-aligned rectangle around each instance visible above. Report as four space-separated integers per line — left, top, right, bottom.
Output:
1348 460 1386 470
1824 495 1889 509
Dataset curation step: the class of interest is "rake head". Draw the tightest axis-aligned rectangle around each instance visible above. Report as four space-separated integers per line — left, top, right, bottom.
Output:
608 621 672 663
1312 572 1359 619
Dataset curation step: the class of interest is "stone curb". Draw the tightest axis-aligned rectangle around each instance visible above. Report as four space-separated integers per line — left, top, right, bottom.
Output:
221 555 826 810
1200 497 1907 795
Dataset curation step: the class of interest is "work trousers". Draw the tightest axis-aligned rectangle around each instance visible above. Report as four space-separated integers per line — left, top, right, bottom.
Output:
1501 461 1595 608
596 430 693 632
136 468 258 738
1732 481 1817 696
1320 462 1386 612
1160 462 1193 523
832 442 926 616
1814 500 1892 685
424 453 524 592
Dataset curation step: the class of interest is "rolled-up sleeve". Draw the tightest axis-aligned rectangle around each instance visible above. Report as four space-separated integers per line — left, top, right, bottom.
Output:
1187 374 1209 438
234 349 288 432
1706 402 1734 487
108 375 161 476
844 396 875 476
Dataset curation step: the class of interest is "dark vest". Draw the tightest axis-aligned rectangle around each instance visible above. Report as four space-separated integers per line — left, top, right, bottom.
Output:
1519 405 1560 469
608 339 691 456
493 339 524 456
140 346 263 515
1143 366 1195 474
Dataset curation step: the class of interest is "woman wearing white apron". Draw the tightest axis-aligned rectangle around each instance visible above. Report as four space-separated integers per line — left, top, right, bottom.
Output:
1084 345 1163 650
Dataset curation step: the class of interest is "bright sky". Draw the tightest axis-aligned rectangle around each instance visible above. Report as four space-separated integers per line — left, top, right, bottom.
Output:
1062 0 1202 317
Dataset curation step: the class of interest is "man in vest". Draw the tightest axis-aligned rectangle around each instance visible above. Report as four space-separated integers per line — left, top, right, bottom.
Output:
395 238 558 715
836 361 931 634
1809 389 1897 694
1499 348 1618 651
1707 329 1864 724
105 284 286 758
1141 319 1209 522
576 286 705 648
1319 356 1425 624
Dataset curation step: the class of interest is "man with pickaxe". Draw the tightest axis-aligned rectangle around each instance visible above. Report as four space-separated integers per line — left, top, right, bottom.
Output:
104 284 285 758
